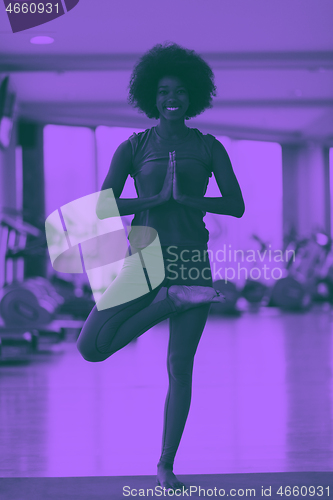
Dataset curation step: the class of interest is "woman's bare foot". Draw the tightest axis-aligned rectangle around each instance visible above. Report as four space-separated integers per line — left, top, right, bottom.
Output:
156 462 185 491
168 285 225 312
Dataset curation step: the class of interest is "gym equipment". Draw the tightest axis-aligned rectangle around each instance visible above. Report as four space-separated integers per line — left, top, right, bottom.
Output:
0 214 64 358
0 212 92 325
0 212 87 364
269 276 311 310
0 213 42 287
241 234 269 305
308 233 333 304
242 279 268 304
56 295 95 319
0 330 38 360
0 273 93 327
50 275 95 319
268 230 332 310
0 279 59 326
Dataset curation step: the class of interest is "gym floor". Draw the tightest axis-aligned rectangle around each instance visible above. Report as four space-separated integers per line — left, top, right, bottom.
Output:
1 307 333 479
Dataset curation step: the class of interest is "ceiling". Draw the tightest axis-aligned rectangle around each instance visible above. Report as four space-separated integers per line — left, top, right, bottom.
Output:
0 0 333 145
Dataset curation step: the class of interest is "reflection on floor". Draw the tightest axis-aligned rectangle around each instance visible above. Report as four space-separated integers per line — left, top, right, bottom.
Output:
2 472 332 500
0 308 333 478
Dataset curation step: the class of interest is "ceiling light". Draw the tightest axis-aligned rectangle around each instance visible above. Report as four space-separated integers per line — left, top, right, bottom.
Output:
30 36 54 44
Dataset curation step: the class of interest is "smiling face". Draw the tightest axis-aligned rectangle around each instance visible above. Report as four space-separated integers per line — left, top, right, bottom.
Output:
156 75 190 121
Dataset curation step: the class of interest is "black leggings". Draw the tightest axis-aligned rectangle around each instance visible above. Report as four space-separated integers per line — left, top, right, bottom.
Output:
77 245 212 467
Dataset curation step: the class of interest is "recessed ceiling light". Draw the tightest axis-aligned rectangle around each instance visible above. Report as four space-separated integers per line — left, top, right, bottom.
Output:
30 36 54 44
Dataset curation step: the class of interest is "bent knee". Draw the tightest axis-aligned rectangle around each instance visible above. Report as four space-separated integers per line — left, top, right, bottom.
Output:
76 338 108 363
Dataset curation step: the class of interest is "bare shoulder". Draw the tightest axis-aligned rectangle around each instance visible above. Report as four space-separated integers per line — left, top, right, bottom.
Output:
106 139 133 178
112 139 133 163
210 135 227 153
210 137 232 172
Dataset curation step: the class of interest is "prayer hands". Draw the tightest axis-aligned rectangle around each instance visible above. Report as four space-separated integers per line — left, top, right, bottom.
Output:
158 152 174 203
170 151 183 203
158 151 184 204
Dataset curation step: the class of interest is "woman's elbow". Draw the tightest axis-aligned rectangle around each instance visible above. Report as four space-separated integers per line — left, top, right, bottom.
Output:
234 200 245 218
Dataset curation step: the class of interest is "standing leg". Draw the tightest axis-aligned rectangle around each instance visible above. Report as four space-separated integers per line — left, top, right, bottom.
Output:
157 303 211 489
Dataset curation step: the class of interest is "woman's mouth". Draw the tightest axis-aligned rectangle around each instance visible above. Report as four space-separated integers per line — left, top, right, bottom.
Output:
165 106 180 111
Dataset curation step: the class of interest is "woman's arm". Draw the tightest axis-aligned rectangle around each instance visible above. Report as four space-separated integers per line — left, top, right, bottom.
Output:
174 139 245 218
96 140 173 219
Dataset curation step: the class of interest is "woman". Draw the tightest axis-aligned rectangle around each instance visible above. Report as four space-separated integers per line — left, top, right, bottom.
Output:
77 43 245 491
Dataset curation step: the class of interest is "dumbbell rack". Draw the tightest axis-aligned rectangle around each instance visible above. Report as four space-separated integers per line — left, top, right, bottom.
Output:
0 317 84 361
0 214 84 360
0 214 41 287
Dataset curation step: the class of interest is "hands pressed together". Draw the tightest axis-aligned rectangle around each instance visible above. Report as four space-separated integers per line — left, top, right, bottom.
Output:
159 151 184 204
157 149 244 218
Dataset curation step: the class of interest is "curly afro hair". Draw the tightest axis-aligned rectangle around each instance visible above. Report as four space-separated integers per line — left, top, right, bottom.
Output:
127 42 217 120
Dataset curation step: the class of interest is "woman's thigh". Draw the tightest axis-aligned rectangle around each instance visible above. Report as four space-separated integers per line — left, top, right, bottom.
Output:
163 246 212 373
77 284 162 362
77 247 164 361
168 304 211 368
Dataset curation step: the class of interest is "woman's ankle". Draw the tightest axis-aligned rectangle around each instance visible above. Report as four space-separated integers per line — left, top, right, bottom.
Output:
157 460 173 471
